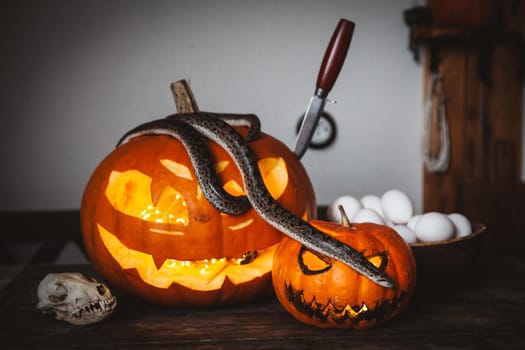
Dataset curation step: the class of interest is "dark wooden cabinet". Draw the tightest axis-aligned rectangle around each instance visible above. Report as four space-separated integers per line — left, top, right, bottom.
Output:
407 0 525 258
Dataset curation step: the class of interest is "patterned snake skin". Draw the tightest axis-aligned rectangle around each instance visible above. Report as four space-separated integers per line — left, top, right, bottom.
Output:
119 112 394 288
117 117 251 215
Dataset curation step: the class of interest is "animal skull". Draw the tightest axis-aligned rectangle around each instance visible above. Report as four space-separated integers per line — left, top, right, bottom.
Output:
36 273 117 325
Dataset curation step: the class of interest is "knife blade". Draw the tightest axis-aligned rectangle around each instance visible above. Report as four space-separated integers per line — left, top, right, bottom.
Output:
294 18 355 159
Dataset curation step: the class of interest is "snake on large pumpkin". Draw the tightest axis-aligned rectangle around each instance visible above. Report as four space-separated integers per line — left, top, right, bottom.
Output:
117 112 394 289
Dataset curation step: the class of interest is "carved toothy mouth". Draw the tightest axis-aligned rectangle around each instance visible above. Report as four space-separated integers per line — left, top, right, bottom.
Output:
284 282 406 325
97 224 276 291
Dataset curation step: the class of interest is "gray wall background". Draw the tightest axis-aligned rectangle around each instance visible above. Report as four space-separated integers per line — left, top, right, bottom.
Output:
1 0 427 212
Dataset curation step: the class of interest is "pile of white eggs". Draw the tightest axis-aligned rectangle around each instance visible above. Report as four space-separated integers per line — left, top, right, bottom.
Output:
327 189 472 244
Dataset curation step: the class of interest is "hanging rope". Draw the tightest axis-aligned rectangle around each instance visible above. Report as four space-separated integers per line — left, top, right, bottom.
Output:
422 73 450 173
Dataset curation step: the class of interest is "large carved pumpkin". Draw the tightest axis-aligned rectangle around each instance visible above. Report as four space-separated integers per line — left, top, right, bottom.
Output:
81 124 316 307
272 217 416 329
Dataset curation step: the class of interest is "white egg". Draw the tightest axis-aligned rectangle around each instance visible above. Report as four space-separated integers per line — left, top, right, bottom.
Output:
353 208 385 225
393 225 418 244
448 213 472 238
360 195 385 218
407 214 421 231
381 189 414 224
414 212 455 242
327 195 362 222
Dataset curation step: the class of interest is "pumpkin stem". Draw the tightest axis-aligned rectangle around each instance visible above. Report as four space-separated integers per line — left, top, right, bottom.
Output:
171 79 200 113
338 205 352 228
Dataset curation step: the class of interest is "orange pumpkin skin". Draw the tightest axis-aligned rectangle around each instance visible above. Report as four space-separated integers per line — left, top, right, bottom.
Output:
81 126 316 307
272 220 416 329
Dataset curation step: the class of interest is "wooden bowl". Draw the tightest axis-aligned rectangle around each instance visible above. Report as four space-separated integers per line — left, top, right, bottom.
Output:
409 223 487 283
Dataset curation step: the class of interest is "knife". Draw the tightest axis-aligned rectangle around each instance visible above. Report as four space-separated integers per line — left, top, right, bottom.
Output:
294 18 355 159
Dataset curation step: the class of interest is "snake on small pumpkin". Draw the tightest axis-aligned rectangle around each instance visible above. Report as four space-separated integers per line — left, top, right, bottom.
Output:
118 112 394 288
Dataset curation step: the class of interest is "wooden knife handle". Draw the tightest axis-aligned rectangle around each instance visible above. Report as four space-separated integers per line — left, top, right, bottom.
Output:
316 19 355 96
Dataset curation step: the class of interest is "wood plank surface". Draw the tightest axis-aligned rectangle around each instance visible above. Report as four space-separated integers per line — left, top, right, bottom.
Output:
1 262 524 349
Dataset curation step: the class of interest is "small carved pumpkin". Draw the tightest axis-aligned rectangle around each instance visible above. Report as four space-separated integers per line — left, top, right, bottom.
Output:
81 124 316 307
272 208 416 329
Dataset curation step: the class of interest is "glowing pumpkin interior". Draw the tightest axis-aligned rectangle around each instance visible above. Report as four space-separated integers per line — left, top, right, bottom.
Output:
98 156 292 291
81 129 317 306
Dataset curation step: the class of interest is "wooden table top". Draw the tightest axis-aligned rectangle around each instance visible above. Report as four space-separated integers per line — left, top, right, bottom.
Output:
1 260 524 349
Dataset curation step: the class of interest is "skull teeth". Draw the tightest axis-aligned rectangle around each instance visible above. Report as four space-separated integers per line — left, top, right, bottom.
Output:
36 273 118 326
72 297 117 319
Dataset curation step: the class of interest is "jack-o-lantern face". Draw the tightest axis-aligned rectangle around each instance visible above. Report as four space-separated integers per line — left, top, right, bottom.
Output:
272 221 416 329
81 128 316 307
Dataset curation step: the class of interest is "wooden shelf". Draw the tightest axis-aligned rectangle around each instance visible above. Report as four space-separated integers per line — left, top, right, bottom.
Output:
411 26 476 41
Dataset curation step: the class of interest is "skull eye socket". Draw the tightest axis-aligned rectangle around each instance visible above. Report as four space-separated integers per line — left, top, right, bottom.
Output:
96 284 107 295
48 282 68 303
49 293 67 303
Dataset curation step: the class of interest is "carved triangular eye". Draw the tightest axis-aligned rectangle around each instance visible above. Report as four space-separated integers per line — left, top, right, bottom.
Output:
366 252 388 272
105 170 189 225
298 245 332 275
